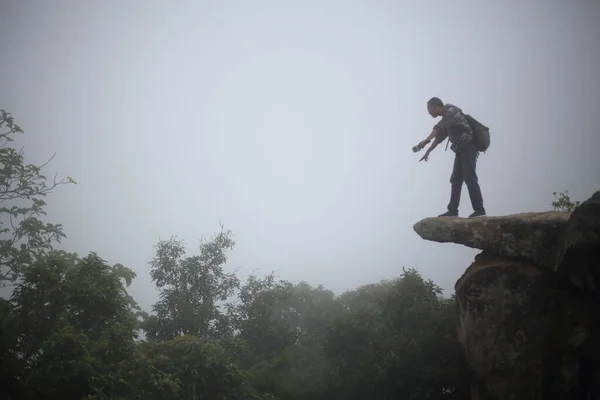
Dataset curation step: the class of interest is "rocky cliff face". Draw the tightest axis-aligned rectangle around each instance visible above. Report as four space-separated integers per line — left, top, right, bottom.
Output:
413 191 600 399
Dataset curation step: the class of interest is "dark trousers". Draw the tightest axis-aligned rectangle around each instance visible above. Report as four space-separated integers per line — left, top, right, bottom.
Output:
448 142 485 213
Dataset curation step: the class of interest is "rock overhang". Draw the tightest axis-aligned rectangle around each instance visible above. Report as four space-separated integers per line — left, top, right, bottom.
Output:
412 211 571 271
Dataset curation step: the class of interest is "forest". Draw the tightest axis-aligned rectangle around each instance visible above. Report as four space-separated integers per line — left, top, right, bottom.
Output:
0 110 574 400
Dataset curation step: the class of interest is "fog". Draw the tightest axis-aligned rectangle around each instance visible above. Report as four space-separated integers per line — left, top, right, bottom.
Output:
1 0 598 311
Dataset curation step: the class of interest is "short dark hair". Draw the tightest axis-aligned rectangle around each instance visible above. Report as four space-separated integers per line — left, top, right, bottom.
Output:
427 97 444 107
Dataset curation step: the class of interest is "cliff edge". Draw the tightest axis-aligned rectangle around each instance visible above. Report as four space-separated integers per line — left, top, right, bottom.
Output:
413 191 600 399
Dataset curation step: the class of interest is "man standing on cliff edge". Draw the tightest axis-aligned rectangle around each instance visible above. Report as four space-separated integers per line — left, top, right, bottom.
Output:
415 97 486 218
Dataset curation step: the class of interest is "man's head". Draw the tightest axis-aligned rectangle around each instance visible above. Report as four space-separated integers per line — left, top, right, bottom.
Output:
427 97 444 117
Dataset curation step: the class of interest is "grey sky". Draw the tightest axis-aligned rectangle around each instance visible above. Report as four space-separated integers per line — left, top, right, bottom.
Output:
1 0 599 311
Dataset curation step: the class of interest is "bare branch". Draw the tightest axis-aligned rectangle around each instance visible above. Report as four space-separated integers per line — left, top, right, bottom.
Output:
37 152 57 169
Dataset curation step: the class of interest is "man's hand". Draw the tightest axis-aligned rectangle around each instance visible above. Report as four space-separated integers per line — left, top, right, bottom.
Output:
419 141 439 162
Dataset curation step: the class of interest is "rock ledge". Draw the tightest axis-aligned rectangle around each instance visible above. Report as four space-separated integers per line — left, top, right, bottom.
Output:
412 211 570 270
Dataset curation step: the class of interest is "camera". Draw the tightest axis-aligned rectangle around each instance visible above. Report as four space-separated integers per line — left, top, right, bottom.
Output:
412 139 430 153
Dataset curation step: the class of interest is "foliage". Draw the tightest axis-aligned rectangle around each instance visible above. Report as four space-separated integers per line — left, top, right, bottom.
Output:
323 268 469 400
230 276 343 399
551 190 581 212
133 335 267 400
0 110 75 288
1 251 141 399
0 234 471 400
142 228 240 342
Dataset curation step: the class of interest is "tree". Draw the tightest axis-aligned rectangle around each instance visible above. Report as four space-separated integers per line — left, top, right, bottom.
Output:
229 274 342 400
142 227 240 341
323 268 470 400
133 335 270 400
551 190 581 212
1 251 141 399
227 273 295 366
379 269 470 399
0 110 75 288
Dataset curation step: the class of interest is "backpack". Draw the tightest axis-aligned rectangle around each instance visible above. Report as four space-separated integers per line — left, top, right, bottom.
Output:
463 113 490 152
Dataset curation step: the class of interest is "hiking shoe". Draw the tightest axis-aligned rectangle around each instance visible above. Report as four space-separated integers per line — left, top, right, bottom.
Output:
438 210 459 217
468 211 486 218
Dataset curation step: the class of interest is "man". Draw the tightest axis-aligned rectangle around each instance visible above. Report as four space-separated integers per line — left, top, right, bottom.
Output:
415 97 486 218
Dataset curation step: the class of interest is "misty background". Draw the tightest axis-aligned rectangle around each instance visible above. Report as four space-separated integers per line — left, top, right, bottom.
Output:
0 0 598 312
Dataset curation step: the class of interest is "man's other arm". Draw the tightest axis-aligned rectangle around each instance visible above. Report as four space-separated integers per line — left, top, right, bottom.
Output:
419 127 438 147
419 124 447 162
